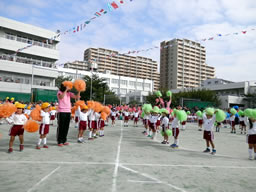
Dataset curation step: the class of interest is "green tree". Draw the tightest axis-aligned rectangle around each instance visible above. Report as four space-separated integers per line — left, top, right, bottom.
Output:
80 74 119 103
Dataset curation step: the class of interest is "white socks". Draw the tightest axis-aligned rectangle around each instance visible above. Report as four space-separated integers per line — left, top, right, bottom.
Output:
89 131 92 138
37 138 42 145
249 149 253 159
149 131 152 136
100 130 104 136
174 139 179 145
146 129 149 135
43 138 47 145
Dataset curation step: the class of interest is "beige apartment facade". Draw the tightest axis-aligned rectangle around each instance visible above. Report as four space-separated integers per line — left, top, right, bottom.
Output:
84 48 160 91
160 38 215 89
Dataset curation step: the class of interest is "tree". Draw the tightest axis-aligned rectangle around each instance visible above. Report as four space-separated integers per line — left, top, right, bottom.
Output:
55 75 72 88
80 74 119 103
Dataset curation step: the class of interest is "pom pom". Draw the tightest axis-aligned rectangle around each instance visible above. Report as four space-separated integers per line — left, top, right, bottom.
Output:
230 108 237 115
24 120 39 133
101 112 108 121
160 108 169 114
252 109 256 119
186 111 191 115
152 106 159 113
238 110 244 116
205 108 215 116
0 103 17 118
166 90 172 97
62 81 73 89
74 79 86 92
71 106 78 116
75 100 85 108
215 109 226 122
87 101 95 109
155 91 162 97
176 110 187 122
161 130 165 136
166 129 172 136
244 109 252 118
143 104 152 113
141 111 145 118
30 105 42 121
102 106 111 116
93 102 103 113
196 111 202 118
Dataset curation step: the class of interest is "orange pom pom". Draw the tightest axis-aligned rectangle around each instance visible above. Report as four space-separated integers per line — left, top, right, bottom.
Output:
87 101 95 109
101 112 108 121
30 105 42 121
75 100 85 108
71 106 78 116
74 79 86 92
0 103 17 118
93 102 103 113
62 81 73 89
102 106 111 116
24 120 39 133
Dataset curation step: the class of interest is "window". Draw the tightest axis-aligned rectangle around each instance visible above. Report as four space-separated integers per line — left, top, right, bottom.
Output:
104 78 110 84
111 79 118 84
120 89 127 94
137 82 142 87
215 81 218 84
112 88 118 94
144 83 150 89
207 82 211 85
120 80 127 85
129 81 136 87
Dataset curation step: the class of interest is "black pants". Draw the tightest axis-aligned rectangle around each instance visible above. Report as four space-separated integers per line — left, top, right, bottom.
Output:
57 112 71 144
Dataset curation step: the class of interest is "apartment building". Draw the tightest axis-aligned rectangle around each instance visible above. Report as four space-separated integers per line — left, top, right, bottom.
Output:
83 48 160 91
0 16 59 101
160 38 215 89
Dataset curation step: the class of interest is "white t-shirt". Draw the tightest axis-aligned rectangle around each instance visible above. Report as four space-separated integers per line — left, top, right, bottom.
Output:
248 121 256 135
41 110 50 125
171 117 179 128
50 110 56 116
123 112 129 117
161 116 169 128
6 113 27 125
230 115 235 121
77 106 88 121
88 110 100 121
24 109 31 116
143 114 150 120
111 111 117 117
203 114 216 131
149 115 158 124
133 112 139 118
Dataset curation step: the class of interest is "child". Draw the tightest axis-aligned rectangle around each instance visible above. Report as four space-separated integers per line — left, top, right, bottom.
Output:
148 110 159 140
239 115 246 134
161 109 170 144
123 109 130 127
74 107 80 128
133 109 139 127
111 109 117 126
203 111 216 155
230 114 236 134
50 106 57 125
216 122 221 132
36 102 51 149
143 112 150 135
76 105 88 143
170 112 180 148
98 115 105 137
247 118 256 160
198 115 203 131
181 120 186 131
6 103 27 153
88 109 100 140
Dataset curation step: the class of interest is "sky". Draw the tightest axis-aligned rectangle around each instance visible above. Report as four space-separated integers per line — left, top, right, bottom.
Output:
1 0 256 82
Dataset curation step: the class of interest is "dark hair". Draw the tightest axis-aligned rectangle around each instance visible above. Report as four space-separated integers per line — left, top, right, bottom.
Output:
59 83 66 92
249 118 253 129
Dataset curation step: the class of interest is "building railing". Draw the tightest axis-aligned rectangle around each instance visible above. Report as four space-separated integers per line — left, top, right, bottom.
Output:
4 33 56 50
0 54 55 68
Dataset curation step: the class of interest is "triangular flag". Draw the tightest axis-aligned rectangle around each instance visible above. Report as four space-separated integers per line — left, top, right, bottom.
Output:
242 31 247 34
233 32 238 35
95 12 101 17
217 34 222 36
85 21 90 24
111 2 119 9
108 3 113 11
73 27 76 33
208 37 214 40
118 0 124 3
100 9 104 12
77 26 79 32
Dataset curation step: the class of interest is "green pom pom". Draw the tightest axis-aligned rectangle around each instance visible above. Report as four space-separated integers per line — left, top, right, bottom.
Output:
161 130 165 136
238 110 244 116
252 109 256 119
176 110 187 122
160 108 169 114
171 111 174 116
152 106 160 113
230 108 237 115
196 111 202 117
155 91 162 97
166 90 172 97
141 111 145 118
166 129 172 136
143 104 152 113
205 108 215 116
186 111 191 115
244 109 253 118
216 109 226 122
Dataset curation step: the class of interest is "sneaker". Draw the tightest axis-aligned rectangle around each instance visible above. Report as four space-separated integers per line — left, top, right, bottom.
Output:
173 144 179 148
93 136 98 139
58 144 63 147
166 141 169 144
43 145 49 148
36 145 41 150
77 139 83 143
147 135 152 138
142 131 146 134
249 156 254 160
8 148 13 153
63 142 69 146
88 138 94 140
203 148 211 153
211 149 216 155
20 145 24 151
170 144 176 148
144 132 148 136
161 141 167 144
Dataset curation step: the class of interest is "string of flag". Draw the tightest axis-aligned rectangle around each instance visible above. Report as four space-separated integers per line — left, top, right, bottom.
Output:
14 0 133 55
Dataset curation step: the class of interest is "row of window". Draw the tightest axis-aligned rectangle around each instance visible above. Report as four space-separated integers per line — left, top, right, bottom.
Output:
0 54 54 68
110 79 150 88
4 33 56 50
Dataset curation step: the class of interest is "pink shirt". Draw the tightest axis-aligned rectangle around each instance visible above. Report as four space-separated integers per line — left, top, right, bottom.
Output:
57 91 75 113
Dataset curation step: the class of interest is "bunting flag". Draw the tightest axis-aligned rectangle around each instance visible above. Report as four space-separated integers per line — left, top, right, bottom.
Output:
14 0 132 55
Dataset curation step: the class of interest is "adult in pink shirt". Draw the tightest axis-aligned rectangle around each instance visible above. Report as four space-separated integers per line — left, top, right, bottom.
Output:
57 82 80 146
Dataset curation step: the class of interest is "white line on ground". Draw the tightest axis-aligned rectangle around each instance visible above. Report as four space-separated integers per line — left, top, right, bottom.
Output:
112 121 124 192
120 165 187 192
27 166 61 192
0 161 115 165
128 180 161 184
